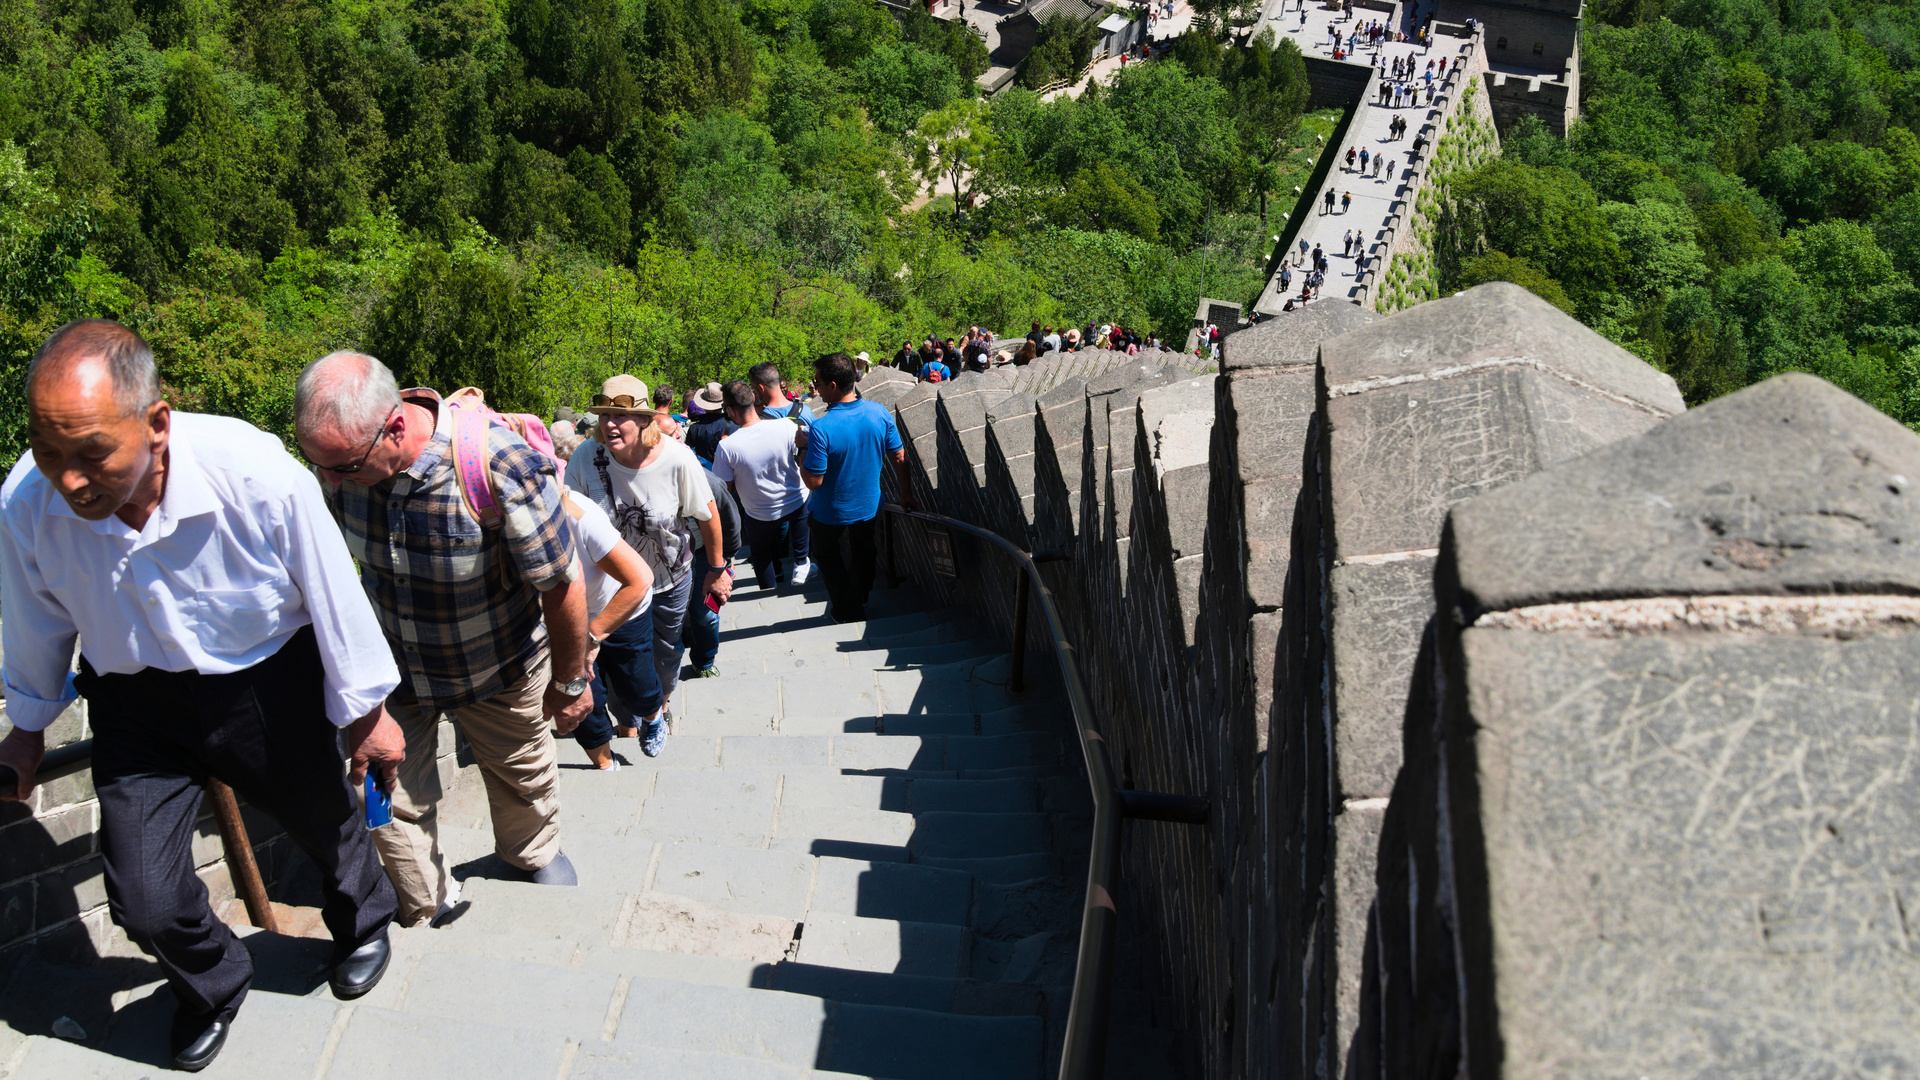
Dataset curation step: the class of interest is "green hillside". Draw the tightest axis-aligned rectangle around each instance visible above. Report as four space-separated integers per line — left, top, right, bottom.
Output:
1436 0 1920 424
0 0 1307 452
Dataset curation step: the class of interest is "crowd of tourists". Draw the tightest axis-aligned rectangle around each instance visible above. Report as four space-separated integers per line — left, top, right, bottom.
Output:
890 321 1172 383
0 320 911 1071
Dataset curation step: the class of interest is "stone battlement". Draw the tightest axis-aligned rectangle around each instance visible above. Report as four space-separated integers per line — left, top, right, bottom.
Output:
856 282 1920 1076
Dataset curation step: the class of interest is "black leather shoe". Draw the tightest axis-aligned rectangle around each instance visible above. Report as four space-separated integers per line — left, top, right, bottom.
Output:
170 1011 231 1072
329 929 391 1000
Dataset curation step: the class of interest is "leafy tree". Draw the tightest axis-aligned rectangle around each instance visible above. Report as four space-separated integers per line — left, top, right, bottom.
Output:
912 98 994 217
1455 252 1577 314
1019 15 1101 90
1052 162 1161 240
854 44 964 136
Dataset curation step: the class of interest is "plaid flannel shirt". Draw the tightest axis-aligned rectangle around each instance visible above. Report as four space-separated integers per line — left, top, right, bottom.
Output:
328 389 579 710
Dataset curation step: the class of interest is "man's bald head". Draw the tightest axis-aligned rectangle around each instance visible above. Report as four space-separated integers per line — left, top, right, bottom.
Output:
28 320 161 418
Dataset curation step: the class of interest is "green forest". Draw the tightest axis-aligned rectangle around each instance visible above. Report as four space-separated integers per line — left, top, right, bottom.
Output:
0 0 1310 454
1434 0 1920 425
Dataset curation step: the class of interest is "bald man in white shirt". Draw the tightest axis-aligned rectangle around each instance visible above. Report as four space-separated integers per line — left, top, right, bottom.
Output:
0 320 405 1072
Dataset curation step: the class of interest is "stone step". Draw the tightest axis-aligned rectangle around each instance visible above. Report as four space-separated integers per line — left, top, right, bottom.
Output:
727 619 982 662
750 638 1005 675
572 1043 883 1080
770 808 1053 863
756 962 1050 1017
7 982 342 1080
794 910 970 978
678 661 1037 733
915 853 1061 885
616 976 1046 1080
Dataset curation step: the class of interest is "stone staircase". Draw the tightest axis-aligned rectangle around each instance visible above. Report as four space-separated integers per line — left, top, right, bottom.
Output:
0 575 1185 1079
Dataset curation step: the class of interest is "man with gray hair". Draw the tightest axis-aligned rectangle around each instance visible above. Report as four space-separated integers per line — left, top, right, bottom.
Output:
0 320 404 1071
295 352 592 926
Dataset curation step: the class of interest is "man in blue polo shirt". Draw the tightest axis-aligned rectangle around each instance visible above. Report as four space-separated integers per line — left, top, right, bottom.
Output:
801 352 913 623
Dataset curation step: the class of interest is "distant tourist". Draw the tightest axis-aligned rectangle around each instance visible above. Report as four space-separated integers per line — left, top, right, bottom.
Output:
918 353 953 382
1342 191 1353 213
713 379 811 591
803 352 912 624
683 382 736 466
652 385 683 441
567 373 732 755
559 487 656 771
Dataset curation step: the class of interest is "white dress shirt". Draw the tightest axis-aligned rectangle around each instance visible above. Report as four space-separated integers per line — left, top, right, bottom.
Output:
0 412 401 731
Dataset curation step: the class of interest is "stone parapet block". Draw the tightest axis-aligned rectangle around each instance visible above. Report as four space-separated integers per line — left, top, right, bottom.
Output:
1448 371 1920 617
1430 374 1920 1079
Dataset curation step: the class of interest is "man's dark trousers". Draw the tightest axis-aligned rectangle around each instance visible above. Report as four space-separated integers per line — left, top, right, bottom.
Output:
81 625 396 1020
742 506 810 588
808 514 878 618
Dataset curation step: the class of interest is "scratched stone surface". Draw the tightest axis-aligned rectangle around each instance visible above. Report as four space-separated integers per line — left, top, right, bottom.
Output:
1324 357 1674 561
1328 557 1434 800
1316 281 1684 414
1457 625 1920 1078
1450 373 1920 618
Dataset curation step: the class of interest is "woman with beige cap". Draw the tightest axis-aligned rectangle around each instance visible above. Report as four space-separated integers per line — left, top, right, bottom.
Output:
563 375 731 756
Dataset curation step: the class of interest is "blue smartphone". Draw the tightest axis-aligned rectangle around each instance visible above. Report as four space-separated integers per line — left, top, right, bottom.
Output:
365 773 393 829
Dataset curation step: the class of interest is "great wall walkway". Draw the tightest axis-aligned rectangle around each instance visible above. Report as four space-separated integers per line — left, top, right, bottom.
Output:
1254 0 1480 312
0 554 1187 1078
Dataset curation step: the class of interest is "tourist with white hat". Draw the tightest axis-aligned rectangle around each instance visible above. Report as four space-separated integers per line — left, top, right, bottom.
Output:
564 375 730 755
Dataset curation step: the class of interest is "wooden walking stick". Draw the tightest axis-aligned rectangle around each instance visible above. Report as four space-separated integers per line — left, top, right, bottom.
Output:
206 779 278 934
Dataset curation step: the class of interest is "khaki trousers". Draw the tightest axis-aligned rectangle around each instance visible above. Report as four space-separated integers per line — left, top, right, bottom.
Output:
375 647 562 925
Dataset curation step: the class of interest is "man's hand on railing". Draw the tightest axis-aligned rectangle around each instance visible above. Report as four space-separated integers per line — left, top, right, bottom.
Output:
347 704 406 794
0 728 44 802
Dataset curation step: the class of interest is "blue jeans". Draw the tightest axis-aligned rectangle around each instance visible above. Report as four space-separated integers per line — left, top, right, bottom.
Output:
577 610 665 750
651 569 694 705
742 506 810 587
684 593 720 671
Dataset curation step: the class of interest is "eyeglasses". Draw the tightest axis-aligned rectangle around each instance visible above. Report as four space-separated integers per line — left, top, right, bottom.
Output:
300 405 398 475
592 394 650 410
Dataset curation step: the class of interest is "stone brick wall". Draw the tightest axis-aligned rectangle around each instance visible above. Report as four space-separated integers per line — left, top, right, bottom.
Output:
850 284 1920 1079
1483 61 1577 136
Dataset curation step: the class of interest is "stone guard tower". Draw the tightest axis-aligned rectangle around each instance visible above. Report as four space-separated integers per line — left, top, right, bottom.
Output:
1436 0 1582 135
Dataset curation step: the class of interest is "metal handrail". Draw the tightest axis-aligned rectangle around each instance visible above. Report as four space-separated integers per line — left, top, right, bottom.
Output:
1 739 278 933
880 503 1207 1080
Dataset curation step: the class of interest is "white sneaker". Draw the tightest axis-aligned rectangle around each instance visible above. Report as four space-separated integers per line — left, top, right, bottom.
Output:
791 560 812 585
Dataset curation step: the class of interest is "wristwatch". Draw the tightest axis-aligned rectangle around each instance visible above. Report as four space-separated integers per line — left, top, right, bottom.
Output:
553 676 591 697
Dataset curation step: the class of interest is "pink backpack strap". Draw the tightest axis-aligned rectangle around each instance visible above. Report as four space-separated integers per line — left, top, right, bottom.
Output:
447 397 502 528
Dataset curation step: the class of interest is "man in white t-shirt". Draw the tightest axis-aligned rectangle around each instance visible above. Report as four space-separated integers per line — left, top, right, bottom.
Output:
564 375 729 756
712 379 811 588
561 492 657 771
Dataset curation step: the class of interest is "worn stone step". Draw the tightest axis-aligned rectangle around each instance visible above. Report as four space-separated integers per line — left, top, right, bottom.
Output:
794 910 970 978
608 977 825 1067
751 639 1005 674
915 853 1060 885
822 1002 1045 1080
758 962 1048 1018
610 976 1044 1079
770 808 1053 867
737 616 983 657
811 856 973 927
905 813 1052 860
571 1043 884 1080
398 952 618 1042
8 984 342 1080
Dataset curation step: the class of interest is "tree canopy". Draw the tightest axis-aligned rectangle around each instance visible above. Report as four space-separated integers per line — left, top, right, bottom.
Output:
0 0 1310 457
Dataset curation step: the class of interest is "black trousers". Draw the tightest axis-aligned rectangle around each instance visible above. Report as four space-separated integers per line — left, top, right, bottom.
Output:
81 625 396 1019
808 514 878 616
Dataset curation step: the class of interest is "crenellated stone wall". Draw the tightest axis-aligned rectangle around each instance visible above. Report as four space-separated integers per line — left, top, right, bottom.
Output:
858 281 1920 1077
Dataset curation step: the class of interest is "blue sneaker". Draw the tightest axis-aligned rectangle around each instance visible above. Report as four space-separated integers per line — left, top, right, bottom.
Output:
641 716 667 758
